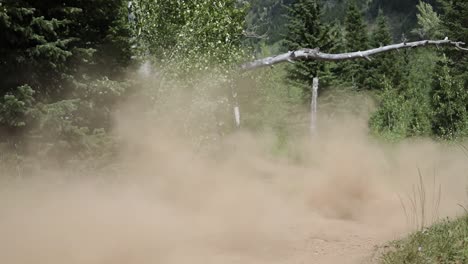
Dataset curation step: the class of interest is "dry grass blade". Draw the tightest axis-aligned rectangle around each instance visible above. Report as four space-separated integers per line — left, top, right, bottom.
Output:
458 143 468 158
398 194 410 227
399 169 443 231
410 184 419 229
458 204 468 215
417 168 426 230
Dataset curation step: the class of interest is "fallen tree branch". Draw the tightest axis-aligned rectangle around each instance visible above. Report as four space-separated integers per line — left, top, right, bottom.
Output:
241 39 466 71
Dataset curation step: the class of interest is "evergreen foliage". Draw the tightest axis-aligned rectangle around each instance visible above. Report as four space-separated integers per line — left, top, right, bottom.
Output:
0 0 132 157
344 1 368 52
284 0 334 99
438 0 468 77
364 10 402 90
342 0 369 88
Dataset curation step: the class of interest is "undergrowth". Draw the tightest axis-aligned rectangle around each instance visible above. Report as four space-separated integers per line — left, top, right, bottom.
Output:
381 213 468 264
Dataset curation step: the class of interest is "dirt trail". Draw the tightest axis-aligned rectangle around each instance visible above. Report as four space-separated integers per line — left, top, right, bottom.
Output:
1 117 467 264
0 176 404 264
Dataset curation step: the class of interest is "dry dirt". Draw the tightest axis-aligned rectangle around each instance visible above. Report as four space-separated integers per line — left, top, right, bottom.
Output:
1 107 467 264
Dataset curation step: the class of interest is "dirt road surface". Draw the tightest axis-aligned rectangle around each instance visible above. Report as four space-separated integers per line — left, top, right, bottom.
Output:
1 121 467 264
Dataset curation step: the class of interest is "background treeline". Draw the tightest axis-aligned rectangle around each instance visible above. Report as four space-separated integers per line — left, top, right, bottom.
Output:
247 0 467 141
0 0 467 164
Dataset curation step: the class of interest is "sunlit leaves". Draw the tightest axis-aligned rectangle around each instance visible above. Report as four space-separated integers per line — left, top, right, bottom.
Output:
131 0 247 75
412 1 442 39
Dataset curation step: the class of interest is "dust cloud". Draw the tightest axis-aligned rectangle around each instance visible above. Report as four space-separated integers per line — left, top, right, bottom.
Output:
0 81 467 264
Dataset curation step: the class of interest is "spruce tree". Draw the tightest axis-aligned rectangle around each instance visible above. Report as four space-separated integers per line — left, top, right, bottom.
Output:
342 0 369 88
0 0 132 100
1 1 67 95
0 0 132 152
0 0 80 132
344 1 368 52
438 0 468 77
284 0 333 99
364 9 400 90
371 10 392 48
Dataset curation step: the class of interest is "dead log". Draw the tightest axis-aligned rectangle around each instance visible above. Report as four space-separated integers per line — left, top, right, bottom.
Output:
241 39 467 71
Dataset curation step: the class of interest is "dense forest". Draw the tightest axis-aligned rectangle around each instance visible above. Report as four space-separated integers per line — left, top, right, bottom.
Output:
0 0 467 164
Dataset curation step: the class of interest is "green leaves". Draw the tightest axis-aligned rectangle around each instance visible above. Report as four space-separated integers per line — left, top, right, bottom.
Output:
412 1 442 39
370 80 412 140
132 0 247 74
368 1 468 140
431 59 468 139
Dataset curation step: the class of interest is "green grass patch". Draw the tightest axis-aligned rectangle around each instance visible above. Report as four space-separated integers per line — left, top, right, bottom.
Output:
381 214 468 264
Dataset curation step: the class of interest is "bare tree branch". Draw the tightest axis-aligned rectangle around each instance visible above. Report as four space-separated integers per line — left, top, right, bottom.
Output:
241 39 466 71
242 30 269 40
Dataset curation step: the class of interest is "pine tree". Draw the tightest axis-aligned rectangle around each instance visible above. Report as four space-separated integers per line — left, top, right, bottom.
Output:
0 0 81 132
0 0 132 100
73 0 133 78
364 9 400 90
342 0 369 88
438 0 468 77
0 0 133 153
344 1 368 52
284 0 333 99
372 10 392 47
1 1 67 95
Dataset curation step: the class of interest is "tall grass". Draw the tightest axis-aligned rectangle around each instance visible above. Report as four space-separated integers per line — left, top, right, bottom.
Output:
399 169 442 231
381 143 468 263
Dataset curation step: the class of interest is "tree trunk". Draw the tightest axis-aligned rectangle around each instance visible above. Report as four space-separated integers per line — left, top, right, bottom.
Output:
310 77 319 135
234 106 240 128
